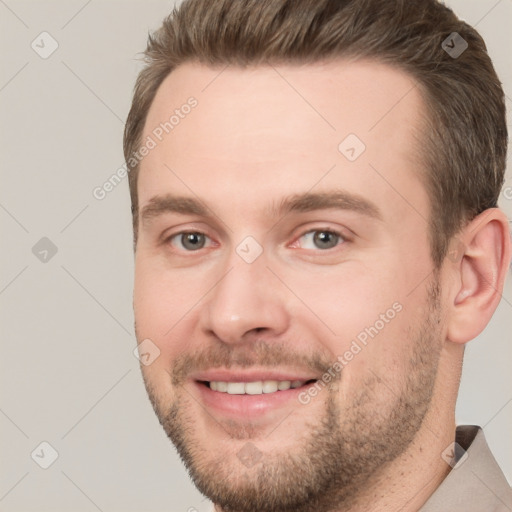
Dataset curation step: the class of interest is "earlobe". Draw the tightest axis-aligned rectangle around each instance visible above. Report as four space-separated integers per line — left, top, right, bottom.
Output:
446 209 511 345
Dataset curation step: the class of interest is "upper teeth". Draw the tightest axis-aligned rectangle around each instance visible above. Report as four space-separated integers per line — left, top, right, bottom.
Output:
209 380 304 394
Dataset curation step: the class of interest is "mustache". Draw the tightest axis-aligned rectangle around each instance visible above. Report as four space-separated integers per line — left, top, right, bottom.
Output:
170 340 336 385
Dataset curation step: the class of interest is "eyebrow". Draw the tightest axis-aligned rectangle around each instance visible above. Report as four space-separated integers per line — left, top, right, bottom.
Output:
140 190 382 225
273 190 382 220
141 195 208 224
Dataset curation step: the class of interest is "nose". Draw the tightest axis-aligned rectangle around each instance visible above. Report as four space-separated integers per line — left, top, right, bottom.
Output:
199 255 290 345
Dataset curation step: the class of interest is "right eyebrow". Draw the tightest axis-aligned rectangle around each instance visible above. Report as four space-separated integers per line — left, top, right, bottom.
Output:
140 195 208 226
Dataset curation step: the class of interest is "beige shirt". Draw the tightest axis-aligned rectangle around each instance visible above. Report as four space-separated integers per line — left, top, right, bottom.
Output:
209 425 511 511
420 425 512 511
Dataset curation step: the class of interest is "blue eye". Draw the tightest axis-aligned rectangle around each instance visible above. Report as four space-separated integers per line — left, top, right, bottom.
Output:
298 230 344 250
170 232 210 251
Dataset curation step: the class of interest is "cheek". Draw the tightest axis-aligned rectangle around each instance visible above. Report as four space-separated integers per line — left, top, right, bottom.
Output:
282 260 406 339
133 258 205 361
278 258 422 388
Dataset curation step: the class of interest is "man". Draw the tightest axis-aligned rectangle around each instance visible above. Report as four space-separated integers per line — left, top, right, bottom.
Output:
125 0 511 510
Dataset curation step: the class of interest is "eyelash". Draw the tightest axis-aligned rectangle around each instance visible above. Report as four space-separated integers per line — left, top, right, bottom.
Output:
164 228 348 253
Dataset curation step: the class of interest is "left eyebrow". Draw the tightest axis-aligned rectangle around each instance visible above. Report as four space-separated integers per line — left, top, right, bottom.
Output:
272 191 383 221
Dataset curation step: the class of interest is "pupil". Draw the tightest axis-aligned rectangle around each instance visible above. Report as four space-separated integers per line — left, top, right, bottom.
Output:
183 233 204 250
314 231 337 249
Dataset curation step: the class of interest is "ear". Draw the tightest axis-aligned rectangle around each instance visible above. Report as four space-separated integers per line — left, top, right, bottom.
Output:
446 208 511 344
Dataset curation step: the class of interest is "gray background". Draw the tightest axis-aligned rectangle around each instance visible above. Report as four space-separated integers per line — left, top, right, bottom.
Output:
0 1 511 511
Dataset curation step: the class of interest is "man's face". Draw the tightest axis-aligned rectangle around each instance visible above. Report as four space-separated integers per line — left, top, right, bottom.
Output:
134 61 448 511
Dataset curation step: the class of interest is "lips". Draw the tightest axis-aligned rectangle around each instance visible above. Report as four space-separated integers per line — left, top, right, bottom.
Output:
190 369 320 419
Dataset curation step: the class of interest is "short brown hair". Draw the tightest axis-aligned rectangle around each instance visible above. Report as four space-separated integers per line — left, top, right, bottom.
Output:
124 0 507 266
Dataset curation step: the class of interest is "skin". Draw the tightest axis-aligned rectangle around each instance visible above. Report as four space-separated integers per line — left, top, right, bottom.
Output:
133 60 510 511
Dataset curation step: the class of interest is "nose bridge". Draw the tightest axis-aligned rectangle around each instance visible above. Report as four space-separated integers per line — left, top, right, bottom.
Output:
200 248 289 343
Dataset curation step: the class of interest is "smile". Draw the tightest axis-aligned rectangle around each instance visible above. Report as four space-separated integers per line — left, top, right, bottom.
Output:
207 380 311 394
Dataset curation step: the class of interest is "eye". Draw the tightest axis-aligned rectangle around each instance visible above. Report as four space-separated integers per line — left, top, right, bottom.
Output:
168 232 211 251
296 230 345 250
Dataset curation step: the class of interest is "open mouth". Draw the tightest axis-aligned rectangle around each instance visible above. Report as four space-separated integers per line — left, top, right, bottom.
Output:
193 373 321 418
200 379 317 395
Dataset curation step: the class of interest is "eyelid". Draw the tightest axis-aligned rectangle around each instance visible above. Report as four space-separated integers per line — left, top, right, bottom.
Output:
160 221 213 240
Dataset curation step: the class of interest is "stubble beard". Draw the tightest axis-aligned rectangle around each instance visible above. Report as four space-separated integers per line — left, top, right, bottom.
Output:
140 280 443 512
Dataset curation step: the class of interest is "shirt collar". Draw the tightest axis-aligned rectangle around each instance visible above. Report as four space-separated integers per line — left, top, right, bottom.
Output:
420 425 512 511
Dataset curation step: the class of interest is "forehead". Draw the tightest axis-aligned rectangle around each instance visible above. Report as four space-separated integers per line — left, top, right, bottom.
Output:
138 59 429 224
143 59 423 146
